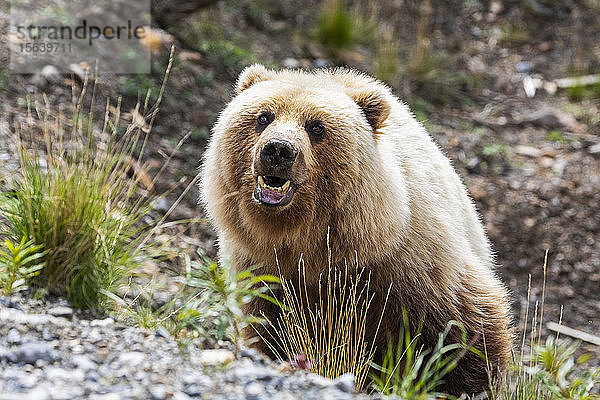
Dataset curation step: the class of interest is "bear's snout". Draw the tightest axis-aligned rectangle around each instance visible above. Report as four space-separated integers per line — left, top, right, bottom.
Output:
260 139 297 170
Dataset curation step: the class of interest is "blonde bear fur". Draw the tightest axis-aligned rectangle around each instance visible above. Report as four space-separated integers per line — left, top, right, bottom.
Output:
201 65 513 395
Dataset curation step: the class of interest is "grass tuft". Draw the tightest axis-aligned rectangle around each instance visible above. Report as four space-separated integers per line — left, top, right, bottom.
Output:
370 314 473 399
261 246 389 392
0 50 177 309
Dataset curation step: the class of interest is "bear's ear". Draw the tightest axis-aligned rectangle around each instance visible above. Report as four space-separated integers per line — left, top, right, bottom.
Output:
236 64 271 93
348 88 391 132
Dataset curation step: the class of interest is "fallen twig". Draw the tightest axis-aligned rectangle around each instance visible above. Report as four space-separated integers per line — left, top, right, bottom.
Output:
546 321 600 346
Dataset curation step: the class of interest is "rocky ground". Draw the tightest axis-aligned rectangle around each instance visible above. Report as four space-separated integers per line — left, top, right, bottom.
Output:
0 292 371 400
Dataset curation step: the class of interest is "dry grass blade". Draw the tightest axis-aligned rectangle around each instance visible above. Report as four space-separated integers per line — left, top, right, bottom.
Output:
261 239 389 392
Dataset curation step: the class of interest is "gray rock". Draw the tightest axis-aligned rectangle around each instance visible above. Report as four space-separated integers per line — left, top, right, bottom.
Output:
88 393 121 400
90 318 114 327
244 381 264 399
515 61 533 73
42 327 56 341
305 373 333 388
72 354 97 371
172 392 191 400
47 306 73 318
588 143 600 155
7 386 50 400
333 373 355 393
183 384 203 397
4 342 59 364
155 326 171 339
40 65 61 83
229 364 278 382
117 351 145 367
283 58 300 68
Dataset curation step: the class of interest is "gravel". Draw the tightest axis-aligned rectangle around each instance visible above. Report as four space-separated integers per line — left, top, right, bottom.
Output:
0 293 379 400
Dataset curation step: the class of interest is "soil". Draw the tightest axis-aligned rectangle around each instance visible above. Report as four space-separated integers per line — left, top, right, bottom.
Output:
1 0 599 364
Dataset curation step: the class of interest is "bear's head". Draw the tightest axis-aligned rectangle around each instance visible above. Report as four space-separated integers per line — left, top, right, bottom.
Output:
202 65 393 247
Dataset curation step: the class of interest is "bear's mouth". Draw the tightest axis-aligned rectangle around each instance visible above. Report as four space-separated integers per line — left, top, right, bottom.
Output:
253 175 296 207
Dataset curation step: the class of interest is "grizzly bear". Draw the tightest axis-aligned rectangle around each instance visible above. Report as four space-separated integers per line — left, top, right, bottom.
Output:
200 64 513 396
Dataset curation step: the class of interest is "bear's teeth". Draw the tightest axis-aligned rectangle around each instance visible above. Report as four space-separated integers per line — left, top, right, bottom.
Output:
258 176 291 194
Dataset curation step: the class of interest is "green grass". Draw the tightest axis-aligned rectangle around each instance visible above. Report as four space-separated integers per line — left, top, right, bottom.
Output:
566 83 600 101
183 255 280 352
0 237 46 294
108 255 279 352
0 68 10 92
261 243 389 392
316 0 356 49
491 257 600 399
0 50 176 309
371 315 473 399
200 40 258 74
315 0 375 52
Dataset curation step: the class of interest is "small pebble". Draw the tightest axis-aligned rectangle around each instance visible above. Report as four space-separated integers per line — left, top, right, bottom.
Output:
4 342 58 364
7 328 21 344
90 318 114 328
47 306 73 318
333 373 355 393
150 384 167 400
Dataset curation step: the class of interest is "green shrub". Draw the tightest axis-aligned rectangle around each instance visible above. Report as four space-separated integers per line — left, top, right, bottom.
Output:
0 51 175 309
525 337 600 400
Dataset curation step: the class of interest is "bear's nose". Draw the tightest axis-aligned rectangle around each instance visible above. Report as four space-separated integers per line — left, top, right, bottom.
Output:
260 139 297 169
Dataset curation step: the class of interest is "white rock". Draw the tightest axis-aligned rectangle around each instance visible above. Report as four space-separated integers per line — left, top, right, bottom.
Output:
117 351 146 367
47 306 73 317
90 317 114 327
588 143 600 154
514 145 542 158
198 349 235 366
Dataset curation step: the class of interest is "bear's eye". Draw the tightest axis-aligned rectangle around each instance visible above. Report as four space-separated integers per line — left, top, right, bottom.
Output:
257 112 274 126
305 120 325 137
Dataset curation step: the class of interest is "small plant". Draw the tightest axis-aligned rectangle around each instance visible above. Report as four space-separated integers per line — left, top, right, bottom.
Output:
106 277 207 346
315 0 375 52
371 312 472 399
200 40 258 75
525 337 600 400
544 130 578 147
566 82 600 101
482 143 509 158
499 22 530 46
107 252 279 350
498 337 600 400
0 237 46 294
375 32 401 86
491 254 600 399
262 249 389 392
184 255 280 353
316 0 355 49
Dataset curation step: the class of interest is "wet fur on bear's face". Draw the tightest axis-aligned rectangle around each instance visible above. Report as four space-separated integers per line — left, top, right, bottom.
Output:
203 65 391 248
